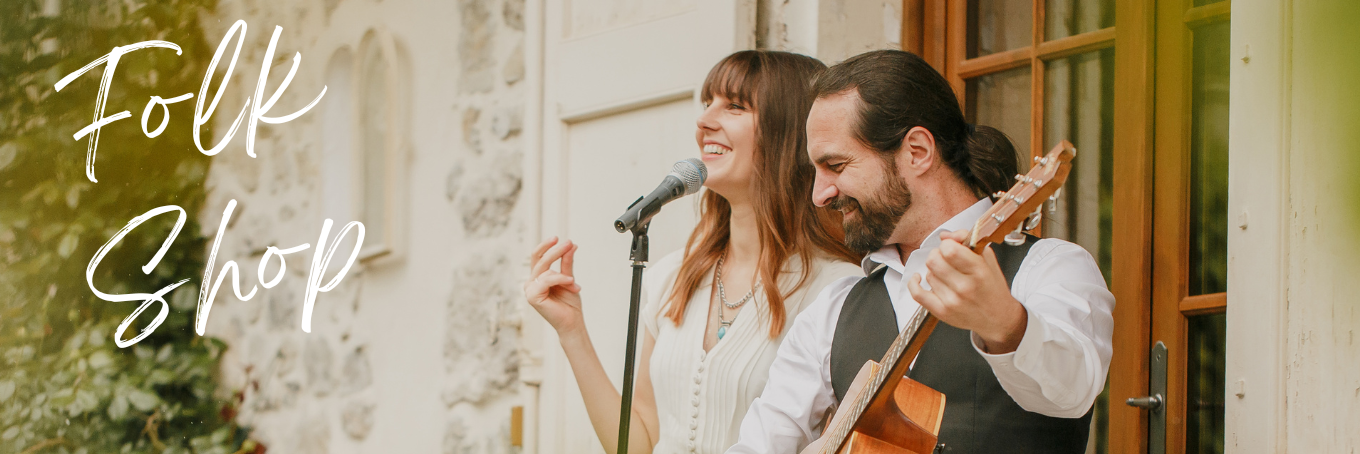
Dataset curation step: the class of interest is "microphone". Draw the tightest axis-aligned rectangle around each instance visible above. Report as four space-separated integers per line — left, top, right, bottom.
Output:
614 158 707 233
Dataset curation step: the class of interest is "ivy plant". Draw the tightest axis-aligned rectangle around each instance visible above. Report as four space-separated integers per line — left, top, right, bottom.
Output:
0 0 258 452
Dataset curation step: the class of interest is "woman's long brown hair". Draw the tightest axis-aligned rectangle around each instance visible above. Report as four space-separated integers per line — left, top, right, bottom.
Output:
664 51 861 338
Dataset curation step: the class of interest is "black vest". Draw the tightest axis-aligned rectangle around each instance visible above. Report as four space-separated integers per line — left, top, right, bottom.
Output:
829 237 1092 453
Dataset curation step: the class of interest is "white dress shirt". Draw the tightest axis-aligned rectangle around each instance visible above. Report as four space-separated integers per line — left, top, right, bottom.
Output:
726 198 1115 454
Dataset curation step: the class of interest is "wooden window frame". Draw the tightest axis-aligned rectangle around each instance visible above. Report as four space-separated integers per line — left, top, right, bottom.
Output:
901 1 1232 453
901 1 1155 453
941 0 1117 166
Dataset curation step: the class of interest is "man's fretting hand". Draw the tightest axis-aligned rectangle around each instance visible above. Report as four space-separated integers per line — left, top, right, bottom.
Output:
906 229 1027 354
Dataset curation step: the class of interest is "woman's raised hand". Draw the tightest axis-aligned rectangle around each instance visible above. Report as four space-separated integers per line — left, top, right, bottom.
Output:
524 237 585 336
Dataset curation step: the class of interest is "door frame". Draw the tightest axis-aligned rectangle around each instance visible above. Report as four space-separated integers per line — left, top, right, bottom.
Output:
900 0 1159 452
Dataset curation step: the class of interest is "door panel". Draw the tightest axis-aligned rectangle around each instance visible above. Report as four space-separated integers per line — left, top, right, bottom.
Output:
1151 0 1230 452
536 1 754 452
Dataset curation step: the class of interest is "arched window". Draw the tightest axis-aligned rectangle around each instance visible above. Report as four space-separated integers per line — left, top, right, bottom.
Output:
320 32 407 262
358 36 391 256
321 48 356 225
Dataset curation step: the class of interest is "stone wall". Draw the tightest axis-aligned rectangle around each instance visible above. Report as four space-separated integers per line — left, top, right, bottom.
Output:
198 0 528 452
194 0 901 452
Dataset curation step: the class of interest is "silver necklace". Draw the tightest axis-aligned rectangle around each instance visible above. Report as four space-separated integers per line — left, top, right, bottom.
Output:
716 252 759 340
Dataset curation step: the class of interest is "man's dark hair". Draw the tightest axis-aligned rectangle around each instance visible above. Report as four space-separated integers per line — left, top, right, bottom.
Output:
813 49 1018 197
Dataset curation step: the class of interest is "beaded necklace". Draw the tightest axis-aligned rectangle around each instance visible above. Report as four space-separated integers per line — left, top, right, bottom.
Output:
715 252 760 340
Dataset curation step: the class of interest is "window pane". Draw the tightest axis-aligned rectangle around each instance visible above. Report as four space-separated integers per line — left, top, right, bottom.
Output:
1042 47 1114 454
1189 21 1229 296
361 44 388 244
1042 48 1114 282
1187 313 1226 454
968 0 1033 58
966 66 1032 162
1045 0 1114 40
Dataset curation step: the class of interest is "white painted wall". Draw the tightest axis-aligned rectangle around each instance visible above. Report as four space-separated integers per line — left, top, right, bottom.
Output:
200 0 530 452
1227 1 1360 452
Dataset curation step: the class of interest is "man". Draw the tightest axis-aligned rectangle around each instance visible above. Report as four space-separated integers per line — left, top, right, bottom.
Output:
726 50 1114 453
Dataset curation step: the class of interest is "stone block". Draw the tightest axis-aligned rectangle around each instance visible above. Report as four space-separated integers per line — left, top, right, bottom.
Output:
503 44 525 85
459 0 498 93
443 251 521 405
340 346 373 395
455 152 522 237
463 107 483 154
447 163 466 202
504 0 525 30
491 106 523 140
268 285 298 331
304 336 334 395
341 399 376 440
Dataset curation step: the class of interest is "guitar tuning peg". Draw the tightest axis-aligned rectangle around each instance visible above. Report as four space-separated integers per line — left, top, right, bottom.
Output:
1025 208 1043 231
1032 156 1042 163
1014 174 1024 181
992 191 1005 199
1048 188 1063 202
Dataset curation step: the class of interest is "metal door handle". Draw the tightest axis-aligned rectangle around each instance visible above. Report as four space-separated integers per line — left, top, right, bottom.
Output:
1130 342 1167 454
1126 394 1164 411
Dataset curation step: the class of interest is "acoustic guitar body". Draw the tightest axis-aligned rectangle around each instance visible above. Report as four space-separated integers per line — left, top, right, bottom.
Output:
801 361 946 454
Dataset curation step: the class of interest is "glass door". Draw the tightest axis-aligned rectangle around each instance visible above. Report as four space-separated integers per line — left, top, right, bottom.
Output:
940 0 1118 451
1151 0 1231 452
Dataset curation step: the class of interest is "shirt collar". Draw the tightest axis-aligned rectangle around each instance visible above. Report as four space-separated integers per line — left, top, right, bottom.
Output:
859 198 994 274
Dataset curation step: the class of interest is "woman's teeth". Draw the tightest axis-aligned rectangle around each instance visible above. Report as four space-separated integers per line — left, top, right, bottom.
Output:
703 144 730 155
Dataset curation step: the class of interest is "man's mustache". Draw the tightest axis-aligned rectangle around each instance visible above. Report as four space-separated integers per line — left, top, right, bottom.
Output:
827 195 859 212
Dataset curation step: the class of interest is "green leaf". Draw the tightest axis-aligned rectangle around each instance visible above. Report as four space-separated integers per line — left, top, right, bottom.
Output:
0 380 14 401
146 369 174 386
126 389 157 412
88 351 113 370
68 389 98 416
57 231 78 258
107 394 128 420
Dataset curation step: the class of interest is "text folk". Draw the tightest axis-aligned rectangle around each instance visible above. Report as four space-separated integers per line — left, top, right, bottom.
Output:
56 20 363 348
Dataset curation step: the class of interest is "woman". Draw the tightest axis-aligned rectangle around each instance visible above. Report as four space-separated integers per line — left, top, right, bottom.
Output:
523 50 862 454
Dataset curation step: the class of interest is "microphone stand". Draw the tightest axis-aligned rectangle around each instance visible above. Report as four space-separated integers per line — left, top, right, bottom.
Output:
616 220 649 454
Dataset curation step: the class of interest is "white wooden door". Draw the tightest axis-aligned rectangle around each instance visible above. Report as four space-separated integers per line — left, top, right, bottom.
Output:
532 0 755 452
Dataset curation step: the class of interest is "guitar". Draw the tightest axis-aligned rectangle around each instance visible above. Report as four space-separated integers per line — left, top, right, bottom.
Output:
799 141 1077 454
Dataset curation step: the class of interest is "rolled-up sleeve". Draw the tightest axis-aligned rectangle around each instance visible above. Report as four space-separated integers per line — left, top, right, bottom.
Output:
726 277 857 454
970 239 1115 418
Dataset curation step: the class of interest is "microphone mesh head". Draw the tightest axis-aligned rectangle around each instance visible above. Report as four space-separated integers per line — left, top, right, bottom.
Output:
670 158 707 195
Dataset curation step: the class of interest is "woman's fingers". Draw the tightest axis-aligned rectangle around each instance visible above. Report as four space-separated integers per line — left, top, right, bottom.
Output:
531 239 573 277
561 244 577 277
526 271 580 306
530 237 558 265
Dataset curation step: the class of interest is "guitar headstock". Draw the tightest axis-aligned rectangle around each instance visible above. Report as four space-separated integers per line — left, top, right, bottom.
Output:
966 140 1076 253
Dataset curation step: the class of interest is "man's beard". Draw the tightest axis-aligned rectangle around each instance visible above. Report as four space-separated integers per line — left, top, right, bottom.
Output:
828 165 912 254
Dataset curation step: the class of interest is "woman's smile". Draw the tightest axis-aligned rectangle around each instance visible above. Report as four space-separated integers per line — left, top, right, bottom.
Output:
702 143 732 161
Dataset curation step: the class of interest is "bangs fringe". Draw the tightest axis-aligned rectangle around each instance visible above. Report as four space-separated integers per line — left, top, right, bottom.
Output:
701 52 761 106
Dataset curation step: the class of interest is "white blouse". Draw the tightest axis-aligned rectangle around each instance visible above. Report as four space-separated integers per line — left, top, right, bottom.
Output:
641 250 862 454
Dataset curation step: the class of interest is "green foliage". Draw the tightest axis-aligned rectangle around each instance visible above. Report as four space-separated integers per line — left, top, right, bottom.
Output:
0 0 253 452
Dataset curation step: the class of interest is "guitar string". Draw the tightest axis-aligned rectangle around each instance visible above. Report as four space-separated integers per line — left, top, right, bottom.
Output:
822 310 922 452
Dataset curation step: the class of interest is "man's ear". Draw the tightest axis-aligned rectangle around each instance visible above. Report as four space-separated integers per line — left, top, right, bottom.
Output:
900 126 937 176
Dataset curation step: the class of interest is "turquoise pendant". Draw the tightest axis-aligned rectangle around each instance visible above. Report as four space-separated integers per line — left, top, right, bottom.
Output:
717 326 727 340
